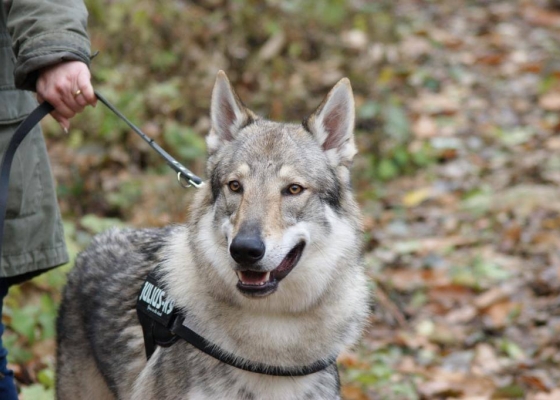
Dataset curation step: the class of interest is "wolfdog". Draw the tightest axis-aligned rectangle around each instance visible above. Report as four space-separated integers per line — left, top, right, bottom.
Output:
56 71 369 400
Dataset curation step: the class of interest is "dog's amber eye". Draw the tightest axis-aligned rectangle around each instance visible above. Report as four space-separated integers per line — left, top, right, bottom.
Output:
287 184 304 195
228 180 242 192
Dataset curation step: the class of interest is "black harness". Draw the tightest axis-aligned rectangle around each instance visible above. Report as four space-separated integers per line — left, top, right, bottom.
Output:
136 270 337 376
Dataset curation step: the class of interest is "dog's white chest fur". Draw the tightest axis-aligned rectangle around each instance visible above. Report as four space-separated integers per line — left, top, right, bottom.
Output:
185 369 341 400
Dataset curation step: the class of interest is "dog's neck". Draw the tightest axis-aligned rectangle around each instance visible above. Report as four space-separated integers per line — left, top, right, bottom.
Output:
161 223 368 370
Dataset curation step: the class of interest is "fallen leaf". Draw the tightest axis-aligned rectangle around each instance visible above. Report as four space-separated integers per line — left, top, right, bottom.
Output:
520 369 556 392
484 300 520 329
472 343 502 375
539 92 560 111
340 385 368 400
402 187 434 207
529 388 560 400
446 305 477 324
413 115 438 138
474 285 517 309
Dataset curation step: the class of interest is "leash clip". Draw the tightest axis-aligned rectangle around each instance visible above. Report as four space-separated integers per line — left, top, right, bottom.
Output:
178 171 204 189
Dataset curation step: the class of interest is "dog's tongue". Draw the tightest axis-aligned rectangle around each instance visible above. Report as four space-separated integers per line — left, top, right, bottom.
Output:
239 271 270 285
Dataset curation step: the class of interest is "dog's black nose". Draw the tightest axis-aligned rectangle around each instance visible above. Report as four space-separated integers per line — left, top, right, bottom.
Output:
230 234 265 265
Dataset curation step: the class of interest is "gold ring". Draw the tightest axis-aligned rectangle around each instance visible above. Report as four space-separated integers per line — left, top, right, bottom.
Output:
74 89 82 97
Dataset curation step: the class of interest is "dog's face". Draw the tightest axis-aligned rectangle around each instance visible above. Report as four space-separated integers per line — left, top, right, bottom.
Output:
202 71 358 305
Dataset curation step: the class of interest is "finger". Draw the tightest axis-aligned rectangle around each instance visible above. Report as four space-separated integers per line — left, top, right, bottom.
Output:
58 86 84 114
36 88 55 108
51 98 76 120
77 72 97 107
38 78 75 115
74 90 89 108
58 86 85 115
46 74 81 114
51 111 70 132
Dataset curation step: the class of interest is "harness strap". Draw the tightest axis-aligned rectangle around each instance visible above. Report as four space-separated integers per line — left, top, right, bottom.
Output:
169 317 337 377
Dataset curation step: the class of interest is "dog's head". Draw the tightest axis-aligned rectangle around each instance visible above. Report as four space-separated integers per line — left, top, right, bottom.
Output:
200 71 361 308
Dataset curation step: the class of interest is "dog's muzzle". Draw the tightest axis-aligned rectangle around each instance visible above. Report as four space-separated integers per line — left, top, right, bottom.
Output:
234 241 306 297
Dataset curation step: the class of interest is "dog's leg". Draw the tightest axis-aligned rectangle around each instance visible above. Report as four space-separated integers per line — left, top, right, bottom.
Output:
56 287 115 400
56 356 114 400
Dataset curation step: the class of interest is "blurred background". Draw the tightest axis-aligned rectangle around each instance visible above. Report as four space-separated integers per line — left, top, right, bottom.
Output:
4 0 560 398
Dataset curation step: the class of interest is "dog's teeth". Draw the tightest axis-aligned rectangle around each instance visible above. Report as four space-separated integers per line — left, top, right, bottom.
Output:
237 271 271 286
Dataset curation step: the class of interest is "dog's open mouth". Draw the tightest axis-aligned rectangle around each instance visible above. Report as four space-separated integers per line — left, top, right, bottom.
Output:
236 242 305 297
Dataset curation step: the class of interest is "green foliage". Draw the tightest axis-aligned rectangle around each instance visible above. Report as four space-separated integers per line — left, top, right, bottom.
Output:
163 122 206 162
2 333 32 364
106 180 143 211
356 98 436 183
498 339 526 361
37 366 56 389
450 257 511 290
6 294 57 346
20 384 54 400
80 214 127 235
343 346 419 400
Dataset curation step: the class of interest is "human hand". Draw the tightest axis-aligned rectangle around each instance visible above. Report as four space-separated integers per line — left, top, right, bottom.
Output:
36 61 97 132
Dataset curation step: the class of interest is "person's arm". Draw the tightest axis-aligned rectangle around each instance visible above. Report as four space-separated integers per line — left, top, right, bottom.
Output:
6 0 96 129
6 0 91 90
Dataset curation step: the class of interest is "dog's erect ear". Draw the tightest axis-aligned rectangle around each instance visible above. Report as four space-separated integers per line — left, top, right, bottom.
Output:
304 78 356 167
207 71 256 155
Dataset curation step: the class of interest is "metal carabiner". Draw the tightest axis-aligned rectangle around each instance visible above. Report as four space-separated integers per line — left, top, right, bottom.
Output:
178 172 204 189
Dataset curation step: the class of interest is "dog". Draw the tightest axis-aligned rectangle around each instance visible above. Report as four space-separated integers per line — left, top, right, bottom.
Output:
56 71 369 400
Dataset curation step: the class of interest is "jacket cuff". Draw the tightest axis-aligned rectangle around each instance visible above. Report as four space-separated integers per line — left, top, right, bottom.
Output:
14 30 91 91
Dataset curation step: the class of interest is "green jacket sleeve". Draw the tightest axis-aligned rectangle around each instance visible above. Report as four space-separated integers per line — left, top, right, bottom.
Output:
5 0 91 91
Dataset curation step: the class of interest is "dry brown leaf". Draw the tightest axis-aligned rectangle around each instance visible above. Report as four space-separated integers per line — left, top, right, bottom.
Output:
476 53 507 66
539 92 560 111
418 370 494 398
529 388 560 400
411 90 461 115
402 187 434 207
388 268 450 291
524 4 560 28
484 300 520 329
341 385 369 400
472 343 501 375
429 284 473 305
396 355 418 374
446 305 477 324
413 115 438 139
520 370 556 392
337 351 365 369
474 285 516 309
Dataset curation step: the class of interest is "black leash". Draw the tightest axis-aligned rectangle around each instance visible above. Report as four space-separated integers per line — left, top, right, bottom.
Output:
0 93 203 260
0 102 54 261
94 91 202 189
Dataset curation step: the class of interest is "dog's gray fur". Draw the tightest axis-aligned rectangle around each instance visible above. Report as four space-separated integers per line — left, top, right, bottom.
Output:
56 71 369 400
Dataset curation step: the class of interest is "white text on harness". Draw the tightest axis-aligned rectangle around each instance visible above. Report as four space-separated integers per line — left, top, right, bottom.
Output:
139 281 174 315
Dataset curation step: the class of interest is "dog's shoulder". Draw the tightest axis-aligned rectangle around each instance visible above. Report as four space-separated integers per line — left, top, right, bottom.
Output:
85 225 179 257
69 225 185 287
